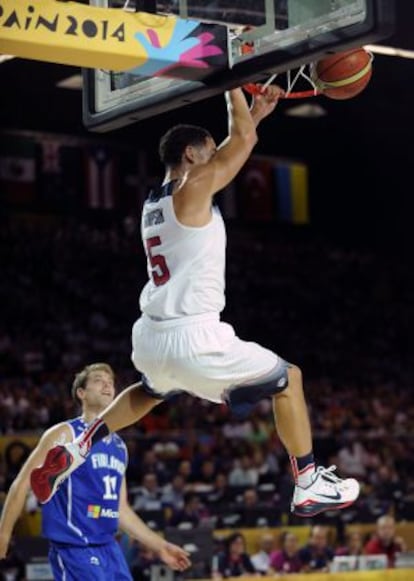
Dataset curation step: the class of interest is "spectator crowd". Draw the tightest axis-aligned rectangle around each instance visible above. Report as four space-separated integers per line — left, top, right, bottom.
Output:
209 515 407 577
0 216 413 578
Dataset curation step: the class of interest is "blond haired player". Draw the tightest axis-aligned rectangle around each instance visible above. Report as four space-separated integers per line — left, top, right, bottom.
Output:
1 364 190 579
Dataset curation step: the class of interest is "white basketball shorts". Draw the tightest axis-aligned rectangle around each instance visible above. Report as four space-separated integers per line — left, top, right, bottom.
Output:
131 313 288 409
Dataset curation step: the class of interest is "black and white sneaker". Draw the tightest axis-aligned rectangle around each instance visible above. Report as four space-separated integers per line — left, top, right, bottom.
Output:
291 465 360 517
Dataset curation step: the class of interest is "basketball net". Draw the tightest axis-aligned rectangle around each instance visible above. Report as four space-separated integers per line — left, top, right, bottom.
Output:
244 64 322 99
244 52 373 99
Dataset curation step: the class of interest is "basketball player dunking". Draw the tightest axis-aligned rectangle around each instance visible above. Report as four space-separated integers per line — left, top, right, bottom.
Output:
0 364 190 580
30 86 360 517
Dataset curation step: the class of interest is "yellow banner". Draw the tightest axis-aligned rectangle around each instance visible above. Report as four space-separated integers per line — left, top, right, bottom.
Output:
0 0 180 70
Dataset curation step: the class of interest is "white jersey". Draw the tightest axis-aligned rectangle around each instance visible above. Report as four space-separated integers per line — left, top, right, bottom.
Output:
139 182 226 319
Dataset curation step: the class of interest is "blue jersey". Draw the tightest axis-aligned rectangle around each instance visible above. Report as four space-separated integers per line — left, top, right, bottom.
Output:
42 417 128 546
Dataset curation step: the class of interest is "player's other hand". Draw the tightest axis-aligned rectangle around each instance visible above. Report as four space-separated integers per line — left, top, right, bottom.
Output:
250 84 285 123
159 541 192 571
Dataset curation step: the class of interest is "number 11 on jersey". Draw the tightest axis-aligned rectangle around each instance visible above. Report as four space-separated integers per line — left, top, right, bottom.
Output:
102 475 118 500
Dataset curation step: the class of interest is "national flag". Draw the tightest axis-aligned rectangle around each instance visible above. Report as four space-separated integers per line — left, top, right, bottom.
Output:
237 157 274 222
39 143 84 210
274 161 309 224
84 146 118 209
0 154 35 182
0 137 37 206
41 139 61 174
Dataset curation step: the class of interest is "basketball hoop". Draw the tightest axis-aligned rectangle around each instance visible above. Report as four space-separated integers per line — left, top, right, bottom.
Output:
244 49 374 100
244 63 322 100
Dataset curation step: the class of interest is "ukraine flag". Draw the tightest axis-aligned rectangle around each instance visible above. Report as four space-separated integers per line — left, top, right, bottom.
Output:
274 161 309 224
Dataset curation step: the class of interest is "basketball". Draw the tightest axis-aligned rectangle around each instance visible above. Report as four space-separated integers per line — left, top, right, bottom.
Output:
314 48 373 100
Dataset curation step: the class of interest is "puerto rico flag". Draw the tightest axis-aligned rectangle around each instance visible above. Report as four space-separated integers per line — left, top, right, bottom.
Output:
84 146 118 209
0 137 37 205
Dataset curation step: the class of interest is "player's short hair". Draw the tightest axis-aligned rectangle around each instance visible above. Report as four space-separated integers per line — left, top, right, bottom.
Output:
71 362 114 404
159 124 212 167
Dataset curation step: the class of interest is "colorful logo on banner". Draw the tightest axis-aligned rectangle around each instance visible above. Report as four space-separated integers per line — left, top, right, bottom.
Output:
128 19 224 77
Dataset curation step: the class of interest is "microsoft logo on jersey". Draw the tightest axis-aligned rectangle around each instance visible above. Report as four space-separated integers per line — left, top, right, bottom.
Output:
87 505 119 519
87 505 101 518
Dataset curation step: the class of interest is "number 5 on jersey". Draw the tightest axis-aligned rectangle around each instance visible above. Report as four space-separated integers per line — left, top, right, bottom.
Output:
145 236 170 286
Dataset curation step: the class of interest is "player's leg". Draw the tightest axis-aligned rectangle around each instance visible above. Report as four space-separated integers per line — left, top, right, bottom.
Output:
31 383 161 504
78 382 162 445
271 366 359 516
106 539 134 580
178 319 360 517
272 365 313 471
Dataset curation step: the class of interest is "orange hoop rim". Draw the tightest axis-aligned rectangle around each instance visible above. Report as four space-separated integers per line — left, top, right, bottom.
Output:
244 82 321 99
243 63 321 100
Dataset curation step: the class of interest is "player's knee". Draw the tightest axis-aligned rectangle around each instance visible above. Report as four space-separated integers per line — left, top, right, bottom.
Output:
226 364 289 418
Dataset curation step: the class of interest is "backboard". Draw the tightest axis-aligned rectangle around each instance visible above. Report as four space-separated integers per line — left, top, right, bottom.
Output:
83 0 395 131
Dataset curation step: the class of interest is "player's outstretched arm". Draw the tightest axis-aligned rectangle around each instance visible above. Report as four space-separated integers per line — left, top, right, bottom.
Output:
175 88 256 210
174 87 283 224
196 85 283 195
0 423 71 559
118 479 191 572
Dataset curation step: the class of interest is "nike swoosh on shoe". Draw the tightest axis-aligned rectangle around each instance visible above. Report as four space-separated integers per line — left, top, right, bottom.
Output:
314 491 342 501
